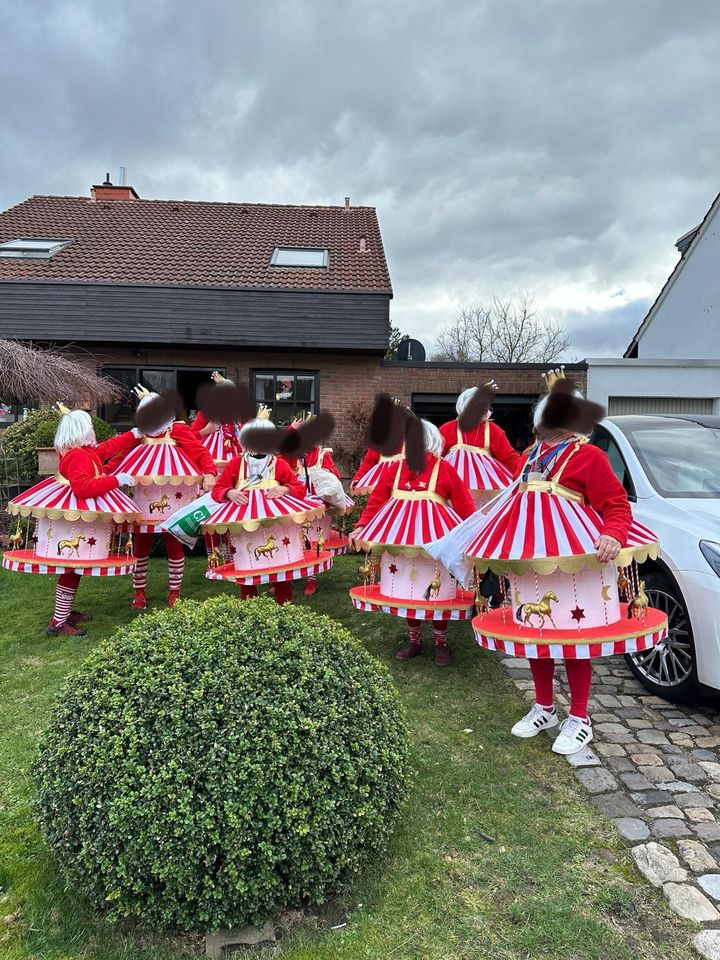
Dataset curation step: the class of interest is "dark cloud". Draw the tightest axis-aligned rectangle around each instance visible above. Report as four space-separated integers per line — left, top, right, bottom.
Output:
1 0 719 358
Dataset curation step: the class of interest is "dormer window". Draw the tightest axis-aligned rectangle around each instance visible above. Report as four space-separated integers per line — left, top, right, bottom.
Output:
270 247 328 268
0 238 72 259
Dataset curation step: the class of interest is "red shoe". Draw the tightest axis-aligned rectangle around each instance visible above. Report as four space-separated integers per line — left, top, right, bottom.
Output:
68 610 90 625
46 621 86 637
131 589 147 609
168 590 181 608
434 643 451 667
396 641 423 661
303 579 317 598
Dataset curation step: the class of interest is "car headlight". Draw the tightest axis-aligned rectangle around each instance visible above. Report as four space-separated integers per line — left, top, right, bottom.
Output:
700 540 720 577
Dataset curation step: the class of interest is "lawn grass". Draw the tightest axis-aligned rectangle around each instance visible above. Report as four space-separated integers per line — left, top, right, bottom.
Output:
0 557 697 959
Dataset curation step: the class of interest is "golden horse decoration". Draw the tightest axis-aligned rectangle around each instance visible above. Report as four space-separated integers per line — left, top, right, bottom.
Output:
57 534 86 557
423 568 442 600
253 534 278 562
474 590 489 614
207 546 224 568
516 591 558 629
617 570 630 598
149 494 170 514
124 535 134 559
627 580 649 619
358 558 373 583
8 528 23 550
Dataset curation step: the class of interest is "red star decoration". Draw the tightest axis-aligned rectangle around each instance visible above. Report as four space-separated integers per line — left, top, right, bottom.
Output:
388 563 398 574
570 606 585 622
175 491 184 500
282 536 291 546
87 537 97 546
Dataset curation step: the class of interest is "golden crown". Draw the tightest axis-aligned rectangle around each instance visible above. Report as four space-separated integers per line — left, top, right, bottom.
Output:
54 401 71 415
210 371 227 384
133 384 151 400
542 366 566 391
257 403 271 420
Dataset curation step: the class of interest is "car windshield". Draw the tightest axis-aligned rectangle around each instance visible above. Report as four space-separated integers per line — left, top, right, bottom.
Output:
623 421 720 498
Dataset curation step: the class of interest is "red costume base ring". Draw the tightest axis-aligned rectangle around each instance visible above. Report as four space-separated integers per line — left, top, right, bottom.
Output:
316 533 349 556
349 585 476 621
472 604 669 659
205 550 334 585
2 549 135 577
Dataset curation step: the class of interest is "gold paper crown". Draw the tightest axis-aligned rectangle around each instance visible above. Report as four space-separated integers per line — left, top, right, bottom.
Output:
54 401 71 415
133 384 151 400
542 366 566 391
257 403 271 420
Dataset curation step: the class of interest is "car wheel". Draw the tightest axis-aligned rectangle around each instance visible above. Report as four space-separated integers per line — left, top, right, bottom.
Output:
624 571 698 703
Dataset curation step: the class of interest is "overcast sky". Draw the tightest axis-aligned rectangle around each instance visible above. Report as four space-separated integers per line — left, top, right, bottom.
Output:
1 0 719 358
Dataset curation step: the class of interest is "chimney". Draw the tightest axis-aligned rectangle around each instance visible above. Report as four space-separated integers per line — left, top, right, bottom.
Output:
359 235 367 253
344 196 350 209
91 172 139 201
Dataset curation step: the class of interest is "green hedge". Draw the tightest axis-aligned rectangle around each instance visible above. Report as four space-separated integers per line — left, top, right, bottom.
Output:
0 408 115 483
33 596 410 932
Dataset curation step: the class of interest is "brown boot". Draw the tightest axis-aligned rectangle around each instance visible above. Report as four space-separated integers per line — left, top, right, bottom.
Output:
434 642 451 667
396 640 423 661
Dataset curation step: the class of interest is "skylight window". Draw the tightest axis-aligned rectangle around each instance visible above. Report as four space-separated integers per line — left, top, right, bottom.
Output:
0 238 72 259
271 247 328 268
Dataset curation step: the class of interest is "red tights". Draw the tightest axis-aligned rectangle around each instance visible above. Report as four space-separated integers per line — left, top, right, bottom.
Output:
407 618 447 645
529 658 592 720
132 532 185 592
241 583 292 605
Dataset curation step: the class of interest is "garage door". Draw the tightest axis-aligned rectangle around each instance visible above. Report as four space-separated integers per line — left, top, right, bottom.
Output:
607 396 714 415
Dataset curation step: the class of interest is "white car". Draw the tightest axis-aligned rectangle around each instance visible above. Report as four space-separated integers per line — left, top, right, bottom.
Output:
592 415 720 702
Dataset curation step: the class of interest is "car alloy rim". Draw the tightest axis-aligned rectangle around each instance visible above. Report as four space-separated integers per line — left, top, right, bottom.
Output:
629 588 693 688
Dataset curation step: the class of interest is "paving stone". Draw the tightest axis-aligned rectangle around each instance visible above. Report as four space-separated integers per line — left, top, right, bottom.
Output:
697 737 720 749
707 785 720 801
700 762 720 781
663 882 720 921
642 767 676 784
647 804 685 819
613 817 650 842
631 842 688 887
663 780 701 794
566 747 601 768
688 808 716 823
593 712 620 724
637 730 670 745
651 819 691 839
694 749 719 762
631 752 662 766
677 840 718 873
593 792 643 820
693 929 720 960
626 718 653 729
621 773 654 792
595 722 630 735
574 768 618 794
663 745 685 755
606 757 635 773
669 717 698 728
669 734 695 748
699 874 720 901
596 694 622 708
602 731 637 744
676 792 716 810
503 658 530 670
631 790 674 808
666 759 710 782
640 696 673 706
694 823 720 842
594 743 627 758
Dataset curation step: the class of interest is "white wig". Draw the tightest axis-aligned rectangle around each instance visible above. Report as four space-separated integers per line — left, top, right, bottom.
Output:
456 386 491 420
421 419 444 458
54 410 95 455
533 386 584 432
137 392 174 435
239 416 275 454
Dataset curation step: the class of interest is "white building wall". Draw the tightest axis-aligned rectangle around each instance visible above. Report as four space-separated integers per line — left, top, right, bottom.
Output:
587 359 720 416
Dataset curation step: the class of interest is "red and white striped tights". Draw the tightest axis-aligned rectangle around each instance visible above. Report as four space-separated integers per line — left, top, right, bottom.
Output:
407 618 448 646
133 532 186 593
51 571 82 627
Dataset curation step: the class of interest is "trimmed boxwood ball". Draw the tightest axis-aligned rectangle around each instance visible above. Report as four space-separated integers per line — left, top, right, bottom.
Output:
33 596 410 932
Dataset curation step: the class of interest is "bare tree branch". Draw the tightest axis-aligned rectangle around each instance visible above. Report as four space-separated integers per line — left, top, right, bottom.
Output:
0 339 122 406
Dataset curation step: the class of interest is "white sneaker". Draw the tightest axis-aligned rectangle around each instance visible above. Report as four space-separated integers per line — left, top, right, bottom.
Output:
552 716 594 755
511 704 559 738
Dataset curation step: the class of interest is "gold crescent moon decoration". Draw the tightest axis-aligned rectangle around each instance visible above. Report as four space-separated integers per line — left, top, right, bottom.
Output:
601 585 611 602
514 590 522 607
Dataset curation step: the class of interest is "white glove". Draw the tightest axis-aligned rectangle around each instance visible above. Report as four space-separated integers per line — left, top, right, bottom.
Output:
116 473 136 487
131 427 142 438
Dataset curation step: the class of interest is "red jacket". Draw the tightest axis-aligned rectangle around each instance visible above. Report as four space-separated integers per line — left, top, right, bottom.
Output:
439 419 521 474
351 442 403 488
358 455 476 527
166 422 217 475
519 440 633 545
190 410 209 434
59 431 139 498
212 455 306 503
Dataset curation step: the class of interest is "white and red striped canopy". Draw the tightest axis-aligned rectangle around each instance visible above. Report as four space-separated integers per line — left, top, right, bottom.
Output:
352 459 398 495
113 440 203 485
444 448 512 492
202 488 324 533
8 476 140 523
357 495 463 556
201 430 233 465
464 488 659 574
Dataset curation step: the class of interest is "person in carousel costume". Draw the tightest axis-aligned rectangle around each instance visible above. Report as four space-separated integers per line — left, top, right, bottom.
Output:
349 399 407 496
190 371 244 469
203 413 327 605
112 387 217 609
349 420 476 666
439 384 521 504
459 369 665 755
4 406 140 636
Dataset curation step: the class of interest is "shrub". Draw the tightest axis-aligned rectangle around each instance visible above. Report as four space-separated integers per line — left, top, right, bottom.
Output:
0 408 115 483
33 596 410 932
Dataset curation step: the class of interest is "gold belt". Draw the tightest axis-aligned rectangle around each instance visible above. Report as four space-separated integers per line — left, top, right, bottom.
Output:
520 479 584 503
379 454 403 463
144 436 176 446
55 473 71 486
392 490 448 505
448 443 489 456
